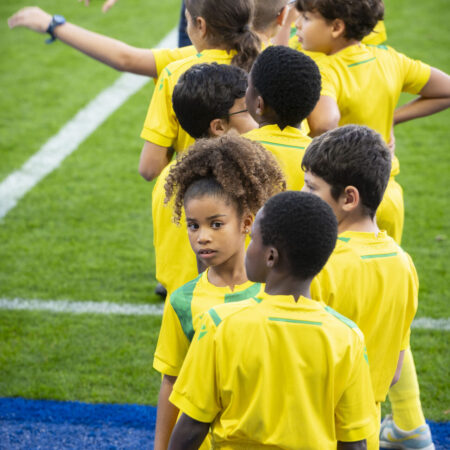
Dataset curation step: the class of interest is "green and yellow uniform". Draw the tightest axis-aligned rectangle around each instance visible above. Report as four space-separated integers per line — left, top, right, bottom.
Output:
171 293 376 449
311 230 418 402
243 124 311 191
152 45 197 78
153 270 263 376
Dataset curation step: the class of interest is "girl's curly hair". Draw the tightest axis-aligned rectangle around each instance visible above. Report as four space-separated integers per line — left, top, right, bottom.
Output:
164 134 286 223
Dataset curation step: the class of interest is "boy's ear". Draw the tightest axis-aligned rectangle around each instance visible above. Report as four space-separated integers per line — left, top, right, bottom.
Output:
256 95 265 116
266 247 279 268
341 185 360 213
209 118 228 136
330 18 346 39
277 5 289 26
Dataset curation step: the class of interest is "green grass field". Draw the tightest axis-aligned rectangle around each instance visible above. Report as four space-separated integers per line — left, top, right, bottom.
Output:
0 0 449 421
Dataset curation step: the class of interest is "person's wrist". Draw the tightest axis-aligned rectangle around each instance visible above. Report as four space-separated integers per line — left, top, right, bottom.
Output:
45 14 66 43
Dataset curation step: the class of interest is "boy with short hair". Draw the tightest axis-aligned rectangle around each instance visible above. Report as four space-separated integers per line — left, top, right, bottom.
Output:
302 125 420 448
293 0 450 244
168 191 376 449
153 63 256 298
244 45 321 190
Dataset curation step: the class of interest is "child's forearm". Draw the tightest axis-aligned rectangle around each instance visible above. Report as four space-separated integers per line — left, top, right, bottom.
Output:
395 67 450 125
154 375 179 450
168 414 210 450
394 97 450 125
8 7 157 76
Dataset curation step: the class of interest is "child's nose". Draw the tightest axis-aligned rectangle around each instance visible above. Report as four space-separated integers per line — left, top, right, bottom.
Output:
197 227 211 244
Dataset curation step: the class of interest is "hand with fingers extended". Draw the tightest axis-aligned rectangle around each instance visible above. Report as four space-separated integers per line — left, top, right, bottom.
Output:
78 0 120 13
8 6 52 33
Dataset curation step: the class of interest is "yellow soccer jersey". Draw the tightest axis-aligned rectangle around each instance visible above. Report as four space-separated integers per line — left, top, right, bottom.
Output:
170 294 376 448
243 124 311 190
141 49 236 153
153 270 262 377
318 43 431 146
311 230 418 402
152 45 197 78
152 162 198 295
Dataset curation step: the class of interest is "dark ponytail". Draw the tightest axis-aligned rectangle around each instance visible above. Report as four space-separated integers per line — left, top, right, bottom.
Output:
186 0 261 72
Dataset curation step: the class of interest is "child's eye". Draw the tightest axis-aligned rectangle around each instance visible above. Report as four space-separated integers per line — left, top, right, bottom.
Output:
187 222 199 231
211 221 223 229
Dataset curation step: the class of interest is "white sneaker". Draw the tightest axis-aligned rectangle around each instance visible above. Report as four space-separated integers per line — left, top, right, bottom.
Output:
379 414 435 449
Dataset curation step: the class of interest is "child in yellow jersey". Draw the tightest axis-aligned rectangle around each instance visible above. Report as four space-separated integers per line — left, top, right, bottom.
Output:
293 0 450 245
153 63 257 296
168 191 376 449
243 45 321 190
138 0 263 181
153 135 285 449
301 125 426 449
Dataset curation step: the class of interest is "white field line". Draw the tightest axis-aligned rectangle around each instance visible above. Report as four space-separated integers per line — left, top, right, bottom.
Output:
0 28 178 220
0 298 164 316
0 298 449 331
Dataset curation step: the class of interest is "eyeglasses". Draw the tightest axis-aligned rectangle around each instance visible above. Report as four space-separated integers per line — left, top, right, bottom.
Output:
228 109 248 117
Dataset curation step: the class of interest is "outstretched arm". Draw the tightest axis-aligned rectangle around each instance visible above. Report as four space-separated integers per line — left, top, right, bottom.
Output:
168 413 210 450
8 7 157 76
394 68 450 125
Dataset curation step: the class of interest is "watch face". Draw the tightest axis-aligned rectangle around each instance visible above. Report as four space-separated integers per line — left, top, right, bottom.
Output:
53 15 66 26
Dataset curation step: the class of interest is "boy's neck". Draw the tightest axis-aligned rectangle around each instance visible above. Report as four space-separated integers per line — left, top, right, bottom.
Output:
338 213 379 235
264 273 312 302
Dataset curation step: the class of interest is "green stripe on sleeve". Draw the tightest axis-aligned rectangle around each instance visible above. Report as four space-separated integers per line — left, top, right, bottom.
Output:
170 274 202 341
224 283 262 303
325 306 358 329
360 252 397 260
347 57 376 68
337 237 351 243
208 308 222 326
269 317 322 326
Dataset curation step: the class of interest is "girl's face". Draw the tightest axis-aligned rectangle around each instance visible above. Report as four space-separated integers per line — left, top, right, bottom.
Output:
184 194 251 270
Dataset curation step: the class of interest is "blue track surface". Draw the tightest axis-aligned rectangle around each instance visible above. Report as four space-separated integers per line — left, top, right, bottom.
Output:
0 397 449 449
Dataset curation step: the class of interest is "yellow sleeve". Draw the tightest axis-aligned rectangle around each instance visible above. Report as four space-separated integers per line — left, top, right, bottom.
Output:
140 66 179 147
153 294 190 376
153 46 197 78
335 337 377 442
169 312 221 423
395 49 431 95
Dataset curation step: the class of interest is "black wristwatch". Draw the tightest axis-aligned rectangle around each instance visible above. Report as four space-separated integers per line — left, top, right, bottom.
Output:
45 14 66 44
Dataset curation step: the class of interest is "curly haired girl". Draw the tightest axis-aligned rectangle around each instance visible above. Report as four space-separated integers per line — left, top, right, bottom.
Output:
152 134 285 449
